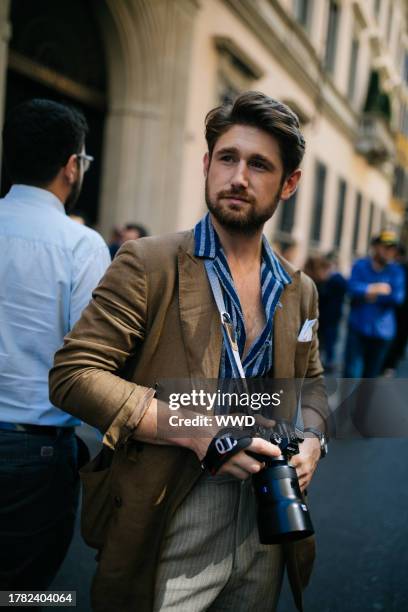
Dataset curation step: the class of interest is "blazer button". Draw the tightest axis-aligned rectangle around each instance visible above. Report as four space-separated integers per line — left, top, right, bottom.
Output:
114 495 122 508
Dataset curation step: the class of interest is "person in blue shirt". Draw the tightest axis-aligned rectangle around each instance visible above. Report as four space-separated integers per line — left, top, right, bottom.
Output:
343 231 405 378
0 99 110 590
382 244 408 376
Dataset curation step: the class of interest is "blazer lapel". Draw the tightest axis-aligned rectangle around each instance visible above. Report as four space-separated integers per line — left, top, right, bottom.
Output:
272 270 301 378
178 244 222 379
177 239 301 381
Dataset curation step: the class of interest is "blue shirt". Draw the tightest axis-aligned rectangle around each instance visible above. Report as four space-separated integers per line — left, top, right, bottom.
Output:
348 257 405 340
194 213 291 377
0 185 111 426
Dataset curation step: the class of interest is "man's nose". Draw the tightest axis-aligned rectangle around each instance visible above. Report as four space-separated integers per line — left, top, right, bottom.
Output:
230 161 249 190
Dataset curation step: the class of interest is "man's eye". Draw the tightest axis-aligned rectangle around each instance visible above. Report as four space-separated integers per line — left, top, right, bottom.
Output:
220 155 235 163
250 160 267 170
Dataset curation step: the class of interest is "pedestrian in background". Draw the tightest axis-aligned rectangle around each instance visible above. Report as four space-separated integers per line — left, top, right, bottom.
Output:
317 253 347 373
109 222 149 259
304 254 330 284
68 209 90 226
0 98 110 591
382 244 408 376
108 224 123 259
278 239 299 265
343 231 405 378
122 222 149 242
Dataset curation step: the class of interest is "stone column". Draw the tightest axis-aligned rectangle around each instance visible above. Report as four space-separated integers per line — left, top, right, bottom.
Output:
97 101 162 237
151 0 200 234
96 0 200 238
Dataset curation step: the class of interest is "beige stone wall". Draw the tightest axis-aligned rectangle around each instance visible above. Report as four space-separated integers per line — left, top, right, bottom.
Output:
0 0 405 273
177 0 403 272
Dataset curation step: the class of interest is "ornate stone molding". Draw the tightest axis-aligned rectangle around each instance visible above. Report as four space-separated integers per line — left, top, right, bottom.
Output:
223 0 359 139
214 35 265 80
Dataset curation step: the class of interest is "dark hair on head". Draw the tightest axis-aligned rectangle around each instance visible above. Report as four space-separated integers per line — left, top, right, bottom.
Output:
205 91 305 178
326 250 339 262
124 223 149 238
2 98 88 186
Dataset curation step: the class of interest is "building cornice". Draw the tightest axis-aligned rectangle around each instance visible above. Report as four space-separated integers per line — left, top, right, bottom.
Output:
351 0 373 30
222 0 361 140
214 35 265 79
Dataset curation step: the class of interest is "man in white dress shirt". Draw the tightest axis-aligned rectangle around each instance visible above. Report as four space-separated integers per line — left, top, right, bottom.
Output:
0 98 110 590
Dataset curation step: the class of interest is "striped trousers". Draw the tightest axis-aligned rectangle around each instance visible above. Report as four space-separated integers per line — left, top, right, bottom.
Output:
154 473 284 611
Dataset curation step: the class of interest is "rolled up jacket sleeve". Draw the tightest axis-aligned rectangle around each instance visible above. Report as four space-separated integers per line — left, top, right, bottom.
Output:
49 242 155 449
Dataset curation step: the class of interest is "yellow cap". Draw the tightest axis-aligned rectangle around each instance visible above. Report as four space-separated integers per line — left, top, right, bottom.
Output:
375 230 398 246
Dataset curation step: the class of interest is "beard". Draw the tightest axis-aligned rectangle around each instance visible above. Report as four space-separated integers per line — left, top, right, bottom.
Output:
64 177 83 213
376 255 387 266
205 178 282 236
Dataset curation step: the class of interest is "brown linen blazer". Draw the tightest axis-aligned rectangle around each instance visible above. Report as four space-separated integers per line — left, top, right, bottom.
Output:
49 230 327 612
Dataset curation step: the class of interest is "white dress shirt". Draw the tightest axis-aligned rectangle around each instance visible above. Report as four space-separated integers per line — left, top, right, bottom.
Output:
0 184 111 426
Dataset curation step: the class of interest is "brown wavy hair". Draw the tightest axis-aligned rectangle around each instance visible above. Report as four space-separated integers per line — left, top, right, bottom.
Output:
205 91 305 178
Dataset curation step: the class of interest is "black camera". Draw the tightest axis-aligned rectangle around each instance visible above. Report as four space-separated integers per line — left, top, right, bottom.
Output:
249 423 314 545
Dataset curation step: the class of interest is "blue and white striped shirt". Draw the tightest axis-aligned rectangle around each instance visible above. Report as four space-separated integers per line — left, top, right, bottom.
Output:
194 213 291 378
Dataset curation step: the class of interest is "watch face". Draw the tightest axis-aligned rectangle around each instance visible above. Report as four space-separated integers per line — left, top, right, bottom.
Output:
320 436 328 458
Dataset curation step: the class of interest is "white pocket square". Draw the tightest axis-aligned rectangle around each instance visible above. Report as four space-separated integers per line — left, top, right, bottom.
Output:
297 318 317 342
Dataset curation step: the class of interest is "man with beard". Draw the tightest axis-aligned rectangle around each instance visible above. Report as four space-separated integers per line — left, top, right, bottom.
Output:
0 99 110 591
50 92 327 612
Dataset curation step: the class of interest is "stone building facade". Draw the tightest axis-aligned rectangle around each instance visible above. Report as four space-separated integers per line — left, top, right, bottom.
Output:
0 0 407 270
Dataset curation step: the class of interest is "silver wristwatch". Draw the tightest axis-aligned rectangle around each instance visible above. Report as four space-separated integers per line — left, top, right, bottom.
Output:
303 427 328 458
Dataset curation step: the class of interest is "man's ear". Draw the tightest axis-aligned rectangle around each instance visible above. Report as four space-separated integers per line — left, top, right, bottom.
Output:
281 169 302 201
63 154 79 185
203 152 210 178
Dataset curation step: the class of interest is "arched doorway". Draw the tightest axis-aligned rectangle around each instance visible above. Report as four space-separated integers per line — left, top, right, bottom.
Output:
2 0 107 226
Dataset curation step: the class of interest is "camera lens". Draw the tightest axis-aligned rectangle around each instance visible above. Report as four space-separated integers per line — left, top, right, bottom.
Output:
252 456 314 544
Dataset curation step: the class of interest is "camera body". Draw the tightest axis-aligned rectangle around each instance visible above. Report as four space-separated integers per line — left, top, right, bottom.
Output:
250 424 314 545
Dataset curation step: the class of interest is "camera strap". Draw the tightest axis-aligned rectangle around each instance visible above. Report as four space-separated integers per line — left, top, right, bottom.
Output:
204 259 245 379
204 258 304 435
201 429 254 475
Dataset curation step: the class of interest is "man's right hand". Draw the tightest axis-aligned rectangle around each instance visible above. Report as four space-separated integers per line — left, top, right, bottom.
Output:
190 435 281 481
135 399 280 480
365 282 391 301
218 437 281 480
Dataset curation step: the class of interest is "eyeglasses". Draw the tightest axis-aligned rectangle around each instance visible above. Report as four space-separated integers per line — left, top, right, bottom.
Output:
76 153 94 173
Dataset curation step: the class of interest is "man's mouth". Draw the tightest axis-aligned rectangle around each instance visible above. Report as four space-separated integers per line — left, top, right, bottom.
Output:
220 195 250 204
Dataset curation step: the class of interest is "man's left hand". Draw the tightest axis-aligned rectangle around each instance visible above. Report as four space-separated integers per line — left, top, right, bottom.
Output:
290 437 321 492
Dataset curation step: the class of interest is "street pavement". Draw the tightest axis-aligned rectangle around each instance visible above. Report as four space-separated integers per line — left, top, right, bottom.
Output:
52 358 408 612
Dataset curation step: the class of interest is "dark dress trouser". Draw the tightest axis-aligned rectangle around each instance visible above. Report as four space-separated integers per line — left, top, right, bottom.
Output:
0 427 80 596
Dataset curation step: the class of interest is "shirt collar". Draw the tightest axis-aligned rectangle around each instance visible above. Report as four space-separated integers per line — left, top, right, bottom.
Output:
194 212 219 258
5 184 66 215
193 212 291 286
261 234 291 286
